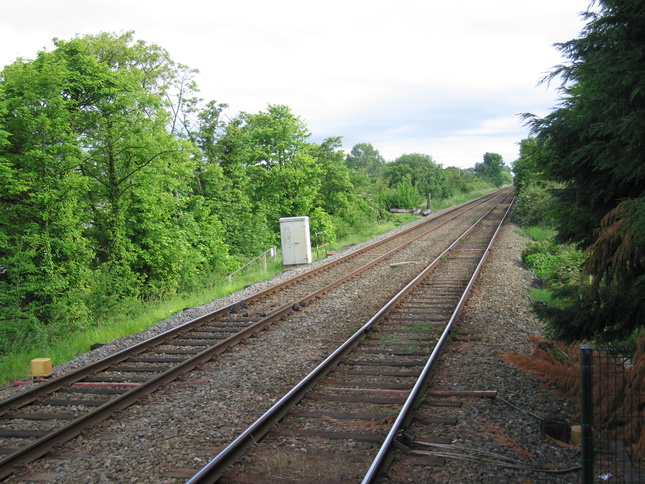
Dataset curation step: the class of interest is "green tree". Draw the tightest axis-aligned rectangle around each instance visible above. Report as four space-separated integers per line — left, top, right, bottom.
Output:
311 137 376 240
474 152 506 187
0 32 231 339
345 142 386 179
526 0 645 245
376 175 423 210
442 166 485 197
191 101 273 260
525 0 645 341
229 105 321 234
383 153 447 202
0 46 95 345
310 137 353 216
241 104 311 169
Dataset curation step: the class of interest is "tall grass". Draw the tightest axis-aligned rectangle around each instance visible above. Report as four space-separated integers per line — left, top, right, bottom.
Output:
519 226 554 242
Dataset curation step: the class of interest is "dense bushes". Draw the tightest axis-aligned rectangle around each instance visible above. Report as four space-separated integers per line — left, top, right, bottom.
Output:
523 239 584 290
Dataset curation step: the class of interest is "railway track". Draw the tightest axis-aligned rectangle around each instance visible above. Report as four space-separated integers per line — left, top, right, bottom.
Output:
187 192 515 482
0 189 511 481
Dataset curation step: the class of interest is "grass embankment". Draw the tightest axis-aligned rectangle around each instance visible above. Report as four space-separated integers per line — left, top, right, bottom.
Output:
0 191 486 385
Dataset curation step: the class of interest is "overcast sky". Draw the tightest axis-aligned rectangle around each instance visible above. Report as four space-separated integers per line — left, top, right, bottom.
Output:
1 0 590 168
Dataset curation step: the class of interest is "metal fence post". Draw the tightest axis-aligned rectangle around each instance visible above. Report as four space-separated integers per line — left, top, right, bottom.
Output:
580 344 594 484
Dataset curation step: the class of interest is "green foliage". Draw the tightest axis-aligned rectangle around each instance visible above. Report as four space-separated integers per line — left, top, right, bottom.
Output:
0 32 228 356
523 237 585 289
383 153 447 201
526 1 645 245
442 166 483 197
331 202 378 240
0 29 520 375
376 175 424 209
345 142 386 179
519 0 645 341
519 226 554 242
524 252 557 279
528 288 558 307
512 138 548 193
474 152 506 187
536 284 645 344
513 183 559 227
309 207 336 246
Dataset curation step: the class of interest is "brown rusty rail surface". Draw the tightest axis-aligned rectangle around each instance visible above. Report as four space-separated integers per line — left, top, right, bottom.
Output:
186 192 514 483
0 190 509 481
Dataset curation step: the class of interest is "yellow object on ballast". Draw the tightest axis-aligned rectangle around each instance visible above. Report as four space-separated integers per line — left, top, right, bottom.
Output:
30 358 53 378
570 425 582 446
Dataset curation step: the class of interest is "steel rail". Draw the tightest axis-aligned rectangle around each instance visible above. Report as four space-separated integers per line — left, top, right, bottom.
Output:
186 192 515 483
0 190 509 480
362 195 515 483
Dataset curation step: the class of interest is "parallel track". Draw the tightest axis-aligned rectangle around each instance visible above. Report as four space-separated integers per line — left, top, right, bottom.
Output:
0 189 510 481
187 192 515 483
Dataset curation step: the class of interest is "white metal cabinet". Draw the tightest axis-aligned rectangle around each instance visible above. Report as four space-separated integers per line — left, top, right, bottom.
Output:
279 216 312 265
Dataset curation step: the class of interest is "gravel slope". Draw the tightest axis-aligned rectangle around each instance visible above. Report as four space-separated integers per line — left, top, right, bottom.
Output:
388 221 581 483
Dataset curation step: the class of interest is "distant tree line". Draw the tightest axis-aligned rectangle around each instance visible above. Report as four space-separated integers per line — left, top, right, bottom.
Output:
0 32 506 352
513 0 645 342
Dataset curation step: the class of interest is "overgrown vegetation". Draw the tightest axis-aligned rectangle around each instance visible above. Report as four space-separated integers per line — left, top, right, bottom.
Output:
517 190 644 347
0 31 506 379
513 0 645 346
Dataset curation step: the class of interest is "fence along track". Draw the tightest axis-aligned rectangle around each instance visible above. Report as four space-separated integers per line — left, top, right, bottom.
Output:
186 193 514 483
0 190 508 481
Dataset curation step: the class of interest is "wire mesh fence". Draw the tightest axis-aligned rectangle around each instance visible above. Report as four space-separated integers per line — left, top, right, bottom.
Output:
580 345 645 483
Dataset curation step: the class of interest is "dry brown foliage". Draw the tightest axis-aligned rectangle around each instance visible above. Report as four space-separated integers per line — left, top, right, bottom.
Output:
584 200 645 289
499 334 645 466
321 415 345 427
499 336 580 401
362 416 396 430
600 334 645 466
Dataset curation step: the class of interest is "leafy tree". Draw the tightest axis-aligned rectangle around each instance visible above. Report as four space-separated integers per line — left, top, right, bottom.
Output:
191 101 273 260
240 106 320 233
383 153 446 202
376 175 423 210
0 42 95 342
512 138 546 193
0 32 232 346
474 152 506 187
526 0 645 245
443 166 486 197
311 137 376 240
311 137 355 215
241 104 310 169
345 142 386 179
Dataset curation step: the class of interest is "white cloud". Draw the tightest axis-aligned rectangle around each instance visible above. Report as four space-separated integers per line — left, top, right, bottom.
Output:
0 0 591 168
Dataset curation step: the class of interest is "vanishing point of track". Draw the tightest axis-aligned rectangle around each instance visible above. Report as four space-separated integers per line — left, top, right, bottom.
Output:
187 190 515 482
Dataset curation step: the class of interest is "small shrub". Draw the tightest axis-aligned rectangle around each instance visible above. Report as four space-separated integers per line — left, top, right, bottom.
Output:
524 252 558 279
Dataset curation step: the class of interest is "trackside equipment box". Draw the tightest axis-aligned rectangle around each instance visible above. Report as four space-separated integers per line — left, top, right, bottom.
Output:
279 216 312 265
